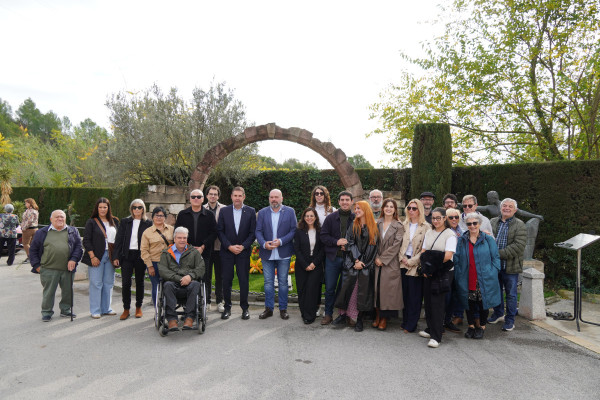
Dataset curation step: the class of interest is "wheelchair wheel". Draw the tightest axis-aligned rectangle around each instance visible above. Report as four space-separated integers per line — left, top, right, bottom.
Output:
159 325 168 337
198 282 207 334
154 283 163 330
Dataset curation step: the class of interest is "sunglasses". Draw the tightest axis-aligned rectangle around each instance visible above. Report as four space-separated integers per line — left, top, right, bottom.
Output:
447 216 459 220
132 206 144 210
406 206 418 211
190 195 203 199
464 204 476 208
315 192 324 196
466 221 479 226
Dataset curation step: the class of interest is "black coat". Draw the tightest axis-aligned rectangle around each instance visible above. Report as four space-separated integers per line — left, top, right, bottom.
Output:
81 217 120 265
175 207 217 256
293 229 325 271
113 217 152 260
335 225 378 312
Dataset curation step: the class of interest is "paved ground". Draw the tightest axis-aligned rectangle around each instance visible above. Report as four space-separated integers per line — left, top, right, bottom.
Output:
1 251 600 399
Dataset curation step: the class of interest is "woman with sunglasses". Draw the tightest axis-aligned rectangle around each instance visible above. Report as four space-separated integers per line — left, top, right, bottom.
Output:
82 198 120 319
443 207 464 333
373 199 404 331
309 186 336 225
453 212 501 339
418 207 457 348
113 199 152 320
140 207 174 307
398 199 431 333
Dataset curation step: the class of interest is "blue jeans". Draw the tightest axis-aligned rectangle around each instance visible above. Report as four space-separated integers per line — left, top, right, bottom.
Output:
88 252 115 315
262 259 290 310
150 262 161 306
493 270 519 324
324 256 344 317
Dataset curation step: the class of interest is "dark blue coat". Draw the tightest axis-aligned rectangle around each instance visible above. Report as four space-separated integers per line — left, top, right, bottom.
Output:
453 231 501 310
320 211 355 261
217 205 256 255
29 225 83 273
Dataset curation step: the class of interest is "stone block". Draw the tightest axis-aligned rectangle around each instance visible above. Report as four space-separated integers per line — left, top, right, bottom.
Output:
273 125 286 139
244 126 258 141
384 191 404 200
165 186 186 195
523 259 544 274
333 148 347 164
519 266 546 320
266 123 276 138
147 185 157 193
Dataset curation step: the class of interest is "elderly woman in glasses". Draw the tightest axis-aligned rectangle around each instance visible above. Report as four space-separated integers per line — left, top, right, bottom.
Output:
0 204 19 266
454 212 501 340
113 199 152 320
140 207 174 306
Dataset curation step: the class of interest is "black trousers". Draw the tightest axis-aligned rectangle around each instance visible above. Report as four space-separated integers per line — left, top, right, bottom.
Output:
120 250 146 309
401 269 423 332
205 251 223 304
221 251 250 311
163 280 200 321
423 271 453 343
295 265 323 322
0 237 16 265
466 299 488 326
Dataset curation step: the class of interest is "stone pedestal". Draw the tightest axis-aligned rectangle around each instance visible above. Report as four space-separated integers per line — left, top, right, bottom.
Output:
523 259 544 274
520 266 545 320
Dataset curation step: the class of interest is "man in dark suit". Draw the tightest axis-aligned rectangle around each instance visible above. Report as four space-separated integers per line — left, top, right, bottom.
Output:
217 186 256 320
255 189 297 320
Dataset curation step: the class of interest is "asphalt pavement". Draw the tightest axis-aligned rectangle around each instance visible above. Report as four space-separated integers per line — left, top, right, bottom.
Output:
1 251 599 400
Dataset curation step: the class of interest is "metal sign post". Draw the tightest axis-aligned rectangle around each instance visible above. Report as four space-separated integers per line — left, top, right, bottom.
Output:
554 233 600 332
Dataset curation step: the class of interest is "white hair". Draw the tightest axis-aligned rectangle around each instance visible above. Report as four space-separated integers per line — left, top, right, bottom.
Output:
500 198 518 209
174 226 189 237
465 212 482 224
190 189 204 197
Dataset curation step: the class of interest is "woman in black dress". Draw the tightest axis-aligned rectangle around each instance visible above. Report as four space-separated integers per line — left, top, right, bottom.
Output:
293 207 325 324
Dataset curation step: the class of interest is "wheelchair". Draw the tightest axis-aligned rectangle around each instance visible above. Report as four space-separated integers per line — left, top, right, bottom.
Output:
154 278 207 336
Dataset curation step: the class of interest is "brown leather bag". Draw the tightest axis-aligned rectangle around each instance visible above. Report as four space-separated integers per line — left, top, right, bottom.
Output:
94 218 115 263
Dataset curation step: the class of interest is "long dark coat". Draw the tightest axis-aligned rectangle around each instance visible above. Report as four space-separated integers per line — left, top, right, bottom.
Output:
374 220 404 310
335 224 378 312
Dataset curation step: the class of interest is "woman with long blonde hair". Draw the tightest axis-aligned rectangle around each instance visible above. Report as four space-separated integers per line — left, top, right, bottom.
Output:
333 200 379 332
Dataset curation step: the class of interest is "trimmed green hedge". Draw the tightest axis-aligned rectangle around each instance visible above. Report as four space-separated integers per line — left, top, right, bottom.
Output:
11 183 147 226
411 123 452 200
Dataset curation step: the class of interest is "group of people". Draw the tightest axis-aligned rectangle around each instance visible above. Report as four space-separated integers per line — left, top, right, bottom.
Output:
0 198 39 267
24 185 528 346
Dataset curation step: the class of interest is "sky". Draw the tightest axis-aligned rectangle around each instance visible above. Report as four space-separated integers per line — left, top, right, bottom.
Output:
0 0 441 169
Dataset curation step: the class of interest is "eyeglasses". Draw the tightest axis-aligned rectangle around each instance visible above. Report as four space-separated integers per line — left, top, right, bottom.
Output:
154 214 166 218
432 216 444 221
315 192 324 196
190 195 203 199
463 204 476 209
466 221 479 226
447 216 459 220
406 206 418 211
370 196 382 199
132 206 144 210
444 201 456 205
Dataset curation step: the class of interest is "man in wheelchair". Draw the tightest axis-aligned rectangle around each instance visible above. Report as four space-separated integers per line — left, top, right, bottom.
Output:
158 227 205 331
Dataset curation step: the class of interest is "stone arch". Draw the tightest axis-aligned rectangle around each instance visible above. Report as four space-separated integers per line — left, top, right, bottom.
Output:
189 123 364 197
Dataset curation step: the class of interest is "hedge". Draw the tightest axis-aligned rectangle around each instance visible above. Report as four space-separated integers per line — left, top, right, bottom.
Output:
11 160 600 290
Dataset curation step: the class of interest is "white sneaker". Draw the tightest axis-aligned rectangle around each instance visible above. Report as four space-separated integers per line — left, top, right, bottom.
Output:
418 330 431 338
316 306 323 317
427 339 439 348
217 302 225 313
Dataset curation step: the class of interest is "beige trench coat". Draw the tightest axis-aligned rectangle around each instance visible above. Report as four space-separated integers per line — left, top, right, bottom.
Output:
374 220 405 310
398 220 431 277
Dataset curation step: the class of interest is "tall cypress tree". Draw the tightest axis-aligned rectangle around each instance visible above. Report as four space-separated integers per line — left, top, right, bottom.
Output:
410 123 452 201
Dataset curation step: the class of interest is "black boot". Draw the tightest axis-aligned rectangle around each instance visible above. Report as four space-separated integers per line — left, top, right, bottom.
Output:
354 313 364 332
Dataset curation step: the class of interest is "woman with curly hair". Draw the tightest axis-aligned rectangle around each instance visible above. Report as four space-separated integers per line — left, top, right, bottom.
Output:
309 185 336 224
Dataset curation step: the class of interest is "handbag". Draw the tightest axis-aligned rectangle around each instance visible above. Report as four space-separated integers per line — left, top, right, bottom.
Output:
418 231 445 276
94 218 115 262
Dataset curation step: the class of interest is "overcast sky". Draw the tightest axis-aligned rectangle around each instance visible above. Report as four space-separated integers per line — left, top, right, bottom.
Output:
0 0 441 168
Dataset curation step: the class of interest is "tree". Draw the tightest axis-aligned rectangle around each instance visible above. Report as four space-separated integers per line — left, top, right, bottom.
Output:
16 98 62 142
347 154 374 169
410 124 452 199
370 0 600 166
107 82 258 186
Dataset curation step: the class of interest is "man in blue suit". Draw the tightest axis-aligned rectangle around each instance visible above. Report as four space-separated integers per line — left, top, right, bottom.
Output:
217 187 256 320
255 189 297 320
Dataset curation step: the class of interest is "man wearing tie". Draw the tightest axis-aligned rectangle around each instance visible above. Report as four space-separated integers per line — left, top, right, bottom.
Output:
217 187 256 320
